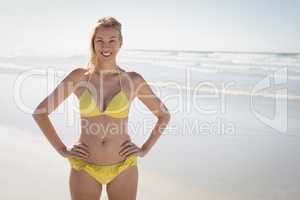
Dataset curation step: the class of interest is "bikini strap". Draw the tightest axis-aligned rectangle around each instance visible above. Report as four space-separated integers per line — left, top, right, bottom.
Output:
84 68 93 94
87 67 122 91
117 68 123 91
87 68 93 84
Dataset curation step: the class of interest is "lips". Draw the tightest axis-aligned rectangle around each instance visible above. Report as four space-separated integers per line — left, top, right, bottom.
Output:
101 52 112 57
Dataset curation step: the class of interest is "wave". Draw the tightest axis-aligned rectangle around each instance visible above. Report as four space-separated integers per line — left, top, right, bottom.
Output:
0 63 29 73
150 81 300 101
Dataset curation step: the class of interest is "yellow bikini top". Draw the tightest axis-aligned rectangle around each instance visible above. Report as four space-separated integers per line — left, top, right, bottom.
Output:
79 69 129 118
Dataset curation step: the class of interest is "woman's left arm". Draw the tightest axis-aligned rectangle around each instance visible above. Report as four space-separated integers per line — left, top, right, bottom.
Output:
119 72 171 158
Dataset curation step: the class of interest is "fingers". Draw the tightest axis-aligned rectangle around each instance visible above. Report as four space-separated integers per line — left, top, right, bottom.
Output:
72 144 89 155
70 143 90 160
69 151 85 160
119 140 139 158
70 150 89 161
122 148 140 158
119 140 135 155
74 142 89 152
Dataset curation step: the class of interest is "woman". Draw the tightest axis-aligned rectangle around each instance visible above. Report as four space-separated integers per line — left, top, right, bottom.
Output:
32 16 171 200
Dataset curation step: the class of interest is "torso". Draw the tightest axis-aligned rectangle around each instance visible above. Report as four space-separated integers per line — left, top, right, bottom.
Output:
73 67 136 165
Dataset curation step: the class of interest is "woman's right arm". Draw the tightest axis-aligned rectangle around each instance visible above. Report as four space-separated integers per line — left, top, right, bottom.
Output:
32 68 87 157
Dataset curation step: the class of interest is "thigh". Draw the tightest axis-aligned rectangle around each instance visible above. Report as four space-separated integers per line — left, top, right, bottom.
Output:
106 165 138 200
69 168 102 200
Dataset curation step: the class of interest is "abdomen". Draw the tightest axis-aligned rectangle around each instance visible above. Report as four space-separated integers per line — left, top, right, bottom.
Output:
78 117 131 165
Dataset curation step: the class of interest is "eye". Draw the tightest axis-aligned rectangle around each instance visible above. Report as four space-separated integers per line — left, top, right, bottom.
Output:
109 40 116 43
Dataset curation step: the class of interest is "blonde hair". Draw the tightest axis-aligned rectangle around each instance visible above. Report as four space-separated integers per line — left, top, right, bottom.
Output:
86 16 123 74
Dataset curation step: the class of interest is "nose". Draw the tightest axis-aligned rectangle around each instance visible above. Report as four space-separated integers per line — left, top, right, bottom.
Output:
101 42 111 48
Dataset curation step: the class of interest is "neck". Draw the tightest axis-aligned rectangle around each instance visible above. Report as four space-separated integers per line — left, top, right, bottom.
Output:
94 60 119 73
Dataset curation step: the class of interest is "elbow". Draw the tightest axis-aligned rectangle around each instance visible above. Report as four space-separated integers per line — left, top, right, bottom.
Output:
32 107 49 119
32 112 40 119
32 112 41 121
32 112 40 123
165 113 171 122
158 111 171 122
32 112 48 124
154 103 171 122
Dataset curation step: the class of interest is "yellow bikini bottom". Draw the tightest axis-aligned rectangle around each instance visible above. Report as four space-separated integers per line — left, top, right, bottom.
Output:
67 155 138 184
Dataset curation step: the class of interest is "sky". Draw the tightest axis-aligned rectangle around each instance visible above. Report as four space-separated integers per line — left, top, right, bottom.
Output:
0 0 299 56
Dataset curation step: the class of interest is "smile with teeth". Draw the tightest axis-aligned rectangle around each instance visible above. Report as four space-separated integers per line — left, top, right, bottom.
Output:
101 52 112 57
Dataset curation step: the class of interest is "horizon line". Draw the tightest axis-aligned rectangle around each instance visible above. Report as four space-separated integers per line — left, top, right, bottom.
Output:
0 48 299 58
126 48 300 55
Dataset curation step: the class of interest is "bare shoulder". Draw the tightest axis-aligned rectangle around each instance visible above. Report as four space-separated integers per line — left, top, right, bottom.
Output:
127 71 146 84
63 67 89 83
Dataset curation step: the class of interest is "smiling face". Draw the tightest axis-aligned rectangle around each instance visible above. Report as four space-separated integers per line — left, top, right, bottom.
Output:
93 26 122 62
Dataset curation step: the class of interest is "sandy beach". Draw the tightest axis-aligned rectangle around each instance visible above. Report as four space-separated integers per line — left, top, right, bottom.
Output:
1 50 300 199
0 124 202 200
